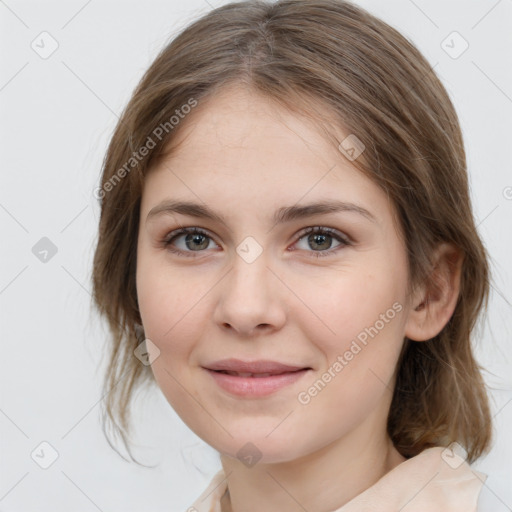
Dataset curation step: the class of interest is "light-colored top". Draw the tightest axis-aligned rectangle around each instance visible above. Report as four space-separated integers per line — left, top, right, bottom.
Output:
190 446 487 512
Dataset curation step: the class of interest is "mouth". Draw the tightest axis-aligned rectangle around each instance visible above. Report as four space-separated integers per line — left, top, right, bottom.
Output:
203 358 312 374
211 369 307 378
202 359 312 397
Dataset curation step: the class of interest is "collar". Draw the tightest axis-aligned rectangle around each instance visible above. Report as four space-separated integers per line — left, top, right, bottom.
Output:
190 446 486 512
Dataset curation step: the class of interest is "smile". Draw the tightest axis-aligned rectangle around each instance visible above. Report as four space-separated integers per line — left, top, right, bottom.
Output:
204 367 311 397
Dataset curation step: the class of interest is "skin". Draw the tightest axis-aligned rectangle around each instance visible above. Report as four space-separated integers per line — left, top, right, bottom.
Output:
136 84 462 511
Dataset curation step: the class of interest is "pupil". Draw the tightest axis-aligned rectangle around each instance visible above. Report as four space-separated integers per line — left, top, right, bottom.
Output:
310 233 331 250
186 233 208 250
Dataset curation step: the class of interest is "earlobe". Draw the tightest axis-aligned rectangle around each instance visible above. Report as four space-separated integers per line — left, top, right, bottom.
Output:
404 243 463 342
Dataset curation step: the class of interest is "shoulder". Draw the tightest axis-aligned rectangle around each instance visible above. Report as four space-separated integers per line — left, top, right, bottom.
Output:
476 479 509 511
189 469 227 512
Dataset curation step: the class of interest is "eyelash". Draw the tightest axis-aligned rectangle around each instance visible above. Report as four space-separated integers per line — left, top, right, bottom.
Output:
161 226 352 259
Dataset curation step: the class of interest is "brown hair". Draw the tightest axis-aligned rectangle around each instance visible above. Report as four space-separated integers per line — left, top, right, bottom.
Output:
91 0 492 464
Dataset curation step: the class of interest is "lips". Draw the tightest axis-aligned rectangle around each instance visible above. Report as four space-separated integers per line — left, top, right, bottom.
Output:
203 359 312 397
204 358 310 376
217 371 281 378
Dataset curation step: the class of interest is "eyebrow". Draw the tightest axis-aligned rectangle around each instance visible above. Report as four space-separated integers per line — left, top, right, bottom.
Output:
146 199 376 226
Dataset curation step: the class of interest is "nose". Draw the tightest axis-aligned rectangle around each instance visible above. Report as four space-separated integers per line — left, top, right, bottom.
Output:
213 252 287 337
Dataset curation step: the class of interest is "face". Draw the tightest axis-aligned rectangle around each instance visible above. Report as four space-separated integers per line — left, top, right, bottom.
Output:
136 85 412 464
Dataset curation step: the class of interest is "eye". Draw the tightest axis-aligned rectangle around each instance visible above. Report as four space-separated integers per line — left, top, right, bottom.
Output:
161 226 351 258
162 227 219 258
291 226 351 258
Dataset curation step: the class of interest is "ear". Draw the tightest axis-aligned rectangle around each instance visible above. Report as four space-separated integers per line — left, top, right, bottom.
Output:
404 243 463 342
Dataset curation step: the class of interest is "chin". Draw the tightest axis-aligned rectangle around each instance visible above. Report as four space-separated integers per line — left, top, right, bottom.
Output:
208 431 309 466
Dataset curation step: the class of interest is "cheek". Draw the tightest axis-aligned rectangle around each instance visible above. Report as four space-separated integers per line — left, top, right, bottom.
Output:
136 262 209 422
292 262 407 408
293 308 405 449
136 257 211 386
137 251 209 338
291 262 407 353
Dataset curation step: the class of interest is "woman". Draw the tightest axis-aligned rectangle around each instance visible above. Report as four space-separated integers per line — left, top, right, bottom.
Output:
92 1 493 509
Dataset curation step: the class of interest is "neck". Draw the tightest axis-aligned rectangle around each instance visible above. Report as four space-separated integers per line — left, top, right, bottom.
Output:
219 421 406 512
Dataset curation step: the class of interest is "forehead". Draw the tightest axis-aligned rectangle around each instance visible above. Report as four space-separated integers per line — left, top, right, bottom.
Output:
156 84 349 168
141 85 391 226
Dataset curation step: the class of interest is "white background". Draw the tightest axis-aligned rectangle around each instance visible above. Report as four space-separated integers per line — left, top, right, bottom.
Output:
1 0 511 511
